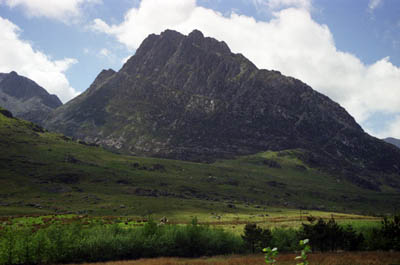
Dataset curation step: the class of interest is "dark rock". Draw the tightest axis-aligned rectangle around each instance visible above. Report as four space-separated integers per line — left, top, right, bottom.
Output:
116 179 132 185
266 181 286 188
64 154 80 164
151 163 166 171
263 159 281 168
295 165 307 171
52 173 80 184
0 108 13 118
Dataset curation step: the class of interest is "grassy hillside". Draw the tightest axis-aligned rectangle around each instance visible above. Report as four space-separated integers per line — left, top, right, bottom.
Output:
0 107 399 219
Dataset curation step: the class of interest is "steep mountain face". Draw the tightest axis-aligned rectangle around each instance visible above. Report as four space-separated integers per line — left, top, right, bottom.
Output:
384 137 400 149
0 71 62 125
45 29 400 189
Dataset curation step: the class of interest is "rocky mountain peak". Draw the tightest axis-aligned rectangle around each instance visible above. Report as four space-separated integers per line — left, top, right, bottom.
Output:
89 69 116 90
0 71 62 125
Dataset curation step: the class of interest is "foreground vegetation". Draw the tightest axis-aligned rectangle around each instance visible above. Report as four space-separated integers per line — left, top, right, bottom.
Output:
0 219 242 264
0 214 399 265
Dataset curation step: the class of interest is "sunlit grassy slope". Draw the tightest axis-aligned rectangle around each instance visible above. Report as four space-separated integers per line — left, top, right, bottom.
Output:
0 107 399 218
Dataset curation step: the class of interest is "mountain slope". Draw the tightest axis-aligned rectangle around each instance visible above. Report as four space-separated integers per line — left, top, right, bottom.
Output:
44 29 400 189
0 71 62 125
1 107 399 215
384 137 400 149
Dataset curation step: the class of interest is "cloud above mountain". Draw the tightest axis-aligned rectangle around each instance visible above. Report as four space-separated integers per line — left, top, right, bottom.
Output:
91 0 400 137
0 17 78 102
0 0 101 23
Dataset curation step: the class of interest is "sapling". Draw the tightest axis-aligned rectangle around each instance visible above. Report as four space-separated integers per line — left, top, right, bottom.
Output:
295 239 311 265
263 247 278 264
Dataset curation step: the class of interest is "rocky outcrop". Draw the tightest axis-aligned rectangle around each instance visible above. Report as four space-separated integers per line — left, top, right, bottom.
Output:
44 29 400 188
0 71 62 125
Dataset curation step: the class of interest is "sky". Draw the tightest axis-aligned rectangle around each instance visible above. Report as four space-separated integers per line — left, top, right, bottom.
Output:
0 0 399 139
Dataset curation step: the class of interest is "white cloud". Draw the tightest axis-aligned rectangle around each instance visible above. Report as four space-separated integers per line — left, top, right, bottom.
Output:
368 0 382 11
0 17 78 103
91 0 197 50
91 0 400 137
0 0 101 23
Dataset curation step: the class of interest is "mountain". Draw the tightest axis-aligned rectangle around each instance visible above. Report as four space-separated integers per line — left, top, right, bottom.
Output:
384 137 400 149
0 71 62 125
44 29 400 190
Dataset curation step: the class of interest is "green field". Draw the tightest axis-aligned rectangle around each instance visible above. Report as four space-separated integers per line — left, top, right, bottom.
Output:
1 108 399 219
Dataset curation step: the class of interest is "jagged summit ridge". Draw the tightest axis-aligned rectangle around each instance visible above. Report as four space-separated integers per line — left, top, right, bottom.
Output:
44 29 400 187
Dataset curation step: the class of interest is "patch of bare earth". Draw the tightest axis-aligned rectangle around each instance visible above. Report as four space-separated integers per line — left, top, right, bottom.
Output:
68 252 400 265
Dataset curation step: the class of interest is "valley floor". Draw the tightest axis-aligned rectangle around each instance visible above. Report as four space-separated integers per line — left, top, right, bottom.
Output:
69 252 400 265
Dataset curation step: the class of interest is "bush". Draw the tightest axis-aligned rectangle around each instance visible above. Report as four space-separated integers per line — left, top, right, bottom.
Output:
242 223 272 253
364 215 400 250
271 228 299 252
299 217 364 252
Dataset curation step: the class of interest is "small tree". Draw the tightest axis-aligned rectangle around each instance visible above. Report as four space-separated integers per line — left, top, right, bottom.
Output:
242 223 272 253
381 215 400 250
300 217 344 251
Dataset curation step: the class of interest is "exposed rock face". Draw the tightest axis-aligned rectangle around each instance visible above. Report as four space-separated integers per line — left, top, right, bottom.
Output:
45 29 400 185
384 137 400 149
0 71 62 125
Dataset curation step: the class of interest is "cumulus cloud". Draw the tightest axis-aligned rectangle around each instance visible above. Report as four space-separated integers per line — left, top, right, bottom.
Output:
91 0 400 137
0 0 101 22
0 17 78 102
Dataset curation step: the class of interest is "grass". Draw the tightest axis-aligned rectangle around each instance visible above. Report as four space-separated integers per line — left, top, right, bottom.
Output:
67 252 400 265
0 211 382 237
1 110 399 219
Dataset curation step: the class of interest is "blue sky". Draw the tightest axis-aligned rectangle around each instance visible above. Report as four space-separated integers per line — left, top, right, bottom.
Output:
0 0 399 138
